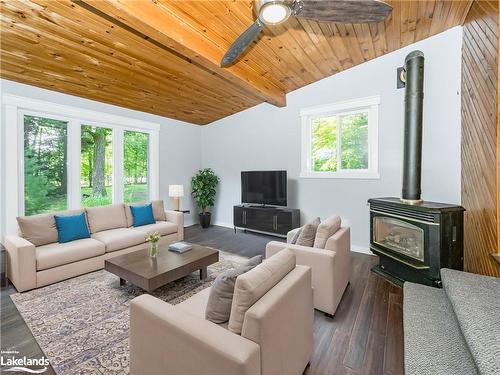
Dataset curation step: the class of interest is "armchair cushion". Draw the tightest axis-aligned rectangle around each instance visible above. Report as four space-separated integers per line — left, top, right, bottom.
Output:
205 255 263 324
295 217 320 247
313 215 341 249
228 249 295 334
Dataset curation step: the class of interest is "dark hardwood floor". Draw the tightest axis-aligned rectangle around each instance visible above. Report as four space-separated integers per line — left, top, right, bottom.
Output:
0 225 404 375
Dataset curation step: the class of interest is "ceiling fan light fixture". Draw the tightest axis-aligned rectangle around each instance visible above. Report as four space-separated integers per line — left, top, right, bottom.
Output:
258 1 291 25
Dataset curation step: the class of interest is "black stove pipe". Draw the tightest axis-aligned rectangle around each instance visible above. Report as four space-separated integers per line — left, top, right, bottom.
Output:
402 51 425 203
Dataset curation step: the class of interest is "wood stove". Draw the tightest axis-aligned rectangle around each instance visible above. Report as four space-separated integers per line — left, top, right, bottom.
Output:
369 198 464 286
369 51 464 287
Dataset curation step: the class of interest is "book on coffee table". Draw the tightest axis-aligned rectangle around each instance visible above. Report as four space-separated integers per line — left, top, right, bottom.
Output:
168 241 193 253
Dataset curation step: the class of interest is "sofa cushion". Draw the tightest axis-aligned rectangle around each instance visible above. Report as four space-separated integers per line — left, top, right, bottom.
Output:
296 217 320 247
177 287 211 318
313 215 341 249
55 213 91 243
206 255 263 324
92 228 146 252
125 200 167 227
36 238 105 271
130 204 156 227
176 288 230 330
131 221 178 236
86 204 127 233
17 209 85 247
228 249 296 334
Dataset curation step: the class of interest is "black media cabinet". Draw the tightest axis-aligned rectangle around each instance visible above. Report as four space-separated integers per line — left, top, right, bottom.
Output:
233 205 300 237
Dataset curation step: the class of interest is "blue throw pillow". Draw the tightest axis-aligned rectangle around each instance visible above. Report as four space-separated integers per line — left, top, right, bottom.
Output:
130 203 155 227
54 213 91 243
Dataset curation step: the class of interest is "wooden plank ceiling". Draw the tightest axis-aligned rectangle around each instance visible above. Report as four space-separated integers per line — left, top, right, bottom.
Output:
1 0 473 125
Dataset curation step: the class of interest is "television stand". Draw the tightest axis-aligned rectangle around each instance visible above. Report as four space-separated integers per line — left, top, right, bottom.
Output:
233 205 300 237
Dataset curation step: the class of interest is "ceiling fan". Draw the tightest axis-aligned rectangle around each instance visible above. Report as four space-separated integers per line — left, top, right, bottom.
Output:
221 0 393 67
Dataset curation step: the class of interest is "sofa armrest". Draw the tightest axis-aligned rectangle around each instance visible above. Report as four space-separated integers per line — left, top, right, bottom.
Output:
287 227 302 244
266 241 348 315
130 294 260 375
266 241 335 261
242 265 313 375
3 235 37 292
165 210 184 240
325 227 351 254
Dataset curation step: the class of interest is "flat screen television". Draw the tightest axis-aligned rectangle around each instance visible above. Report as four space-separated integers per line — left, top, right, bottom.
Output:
241 170 287 206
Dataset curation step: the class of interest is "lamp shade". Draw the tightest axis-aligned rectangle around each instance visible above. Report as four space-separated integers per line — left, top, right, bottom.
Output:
169 184 184 197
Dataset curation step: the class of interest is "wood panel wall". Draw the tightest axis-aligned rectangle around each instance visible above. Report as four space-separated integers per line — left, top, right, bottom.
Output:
461 0 500 277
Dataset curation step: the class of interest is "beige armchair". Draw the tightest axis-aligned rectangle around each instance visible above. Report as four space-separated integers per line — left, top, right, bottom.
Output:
266 225 351 317
129 250 313 375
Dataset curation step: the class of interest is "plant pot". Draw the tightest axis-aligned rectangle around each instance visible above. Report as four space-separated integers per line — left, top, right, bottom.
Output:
199 212 211 228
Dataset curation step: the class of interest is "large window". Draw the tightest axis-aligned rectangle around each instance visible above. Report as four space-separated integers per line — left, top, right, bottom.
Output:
301 96 379 179
81 125 113 207
124 130 149 203
15 103 158 217
24 115 68 215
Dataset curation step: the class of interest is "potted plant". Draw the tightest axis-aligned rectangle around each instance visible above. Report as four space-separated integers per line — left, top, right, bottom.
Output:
191 168 220 228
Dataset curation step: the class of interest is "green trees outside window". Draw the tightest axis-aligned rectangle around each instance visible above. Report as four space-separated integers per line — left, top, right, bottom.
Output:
312 115 337 172
23 114 151 215
81 125 113 207
124 130 149 203
24 115 68 216
311 111 369 172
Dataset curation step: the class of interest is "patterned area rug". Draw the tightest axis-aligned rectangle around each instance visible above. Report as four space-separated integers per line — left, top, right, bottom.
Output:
10 250 247 375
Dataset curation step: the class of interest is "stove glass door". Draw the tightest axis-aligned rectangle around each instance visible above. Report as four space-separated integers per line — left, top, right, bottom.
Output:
373 217 425 262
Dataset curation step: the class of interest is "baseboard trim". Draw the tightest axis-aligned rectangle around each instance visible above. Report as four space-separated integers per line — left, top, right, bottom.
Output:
213 221 374 256
213 221 234 229
214 221 286 238
351 245 374 256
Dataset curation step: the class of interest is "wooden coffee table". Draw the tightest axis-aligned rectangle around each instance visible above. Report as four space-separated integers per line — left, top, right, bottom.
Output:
104 244 219 292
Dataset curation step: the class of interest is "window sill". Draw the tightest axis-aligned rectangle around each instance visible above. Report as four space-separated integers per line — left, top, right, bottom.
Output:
299 171 380 180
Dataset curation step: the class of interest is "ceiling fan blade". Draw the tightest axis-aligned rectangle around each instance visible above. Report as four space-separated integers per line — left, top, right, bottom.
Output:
296 0 392 23
221 20 264 67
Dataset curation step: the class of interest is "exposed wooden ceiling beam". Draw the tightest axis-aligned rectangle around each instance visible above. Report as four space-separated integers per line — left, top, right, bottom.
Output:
76 0 286 108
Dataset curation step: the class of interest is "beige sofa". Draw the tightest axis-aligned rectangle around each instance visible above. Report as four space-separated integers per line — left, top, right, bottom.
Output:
266 225 351 317
129 249 313 375
4 201 183 292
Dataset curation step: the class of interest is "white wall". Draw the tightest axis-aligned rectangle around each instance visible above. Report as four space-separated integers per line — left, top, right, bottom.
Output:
201 27 463 252
0 80 202 234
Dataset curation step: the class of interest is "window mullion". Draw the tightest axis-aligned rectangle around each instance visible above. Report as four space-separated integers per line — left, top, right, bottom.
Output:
336 114 342 172
68 120 81 209
113 129 124 204
149 130 159 200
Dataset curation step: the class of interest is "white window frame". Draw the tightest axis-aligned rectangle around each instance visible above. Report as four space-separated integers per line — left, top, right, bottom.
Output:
300 95 380 179
2 95 160 233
